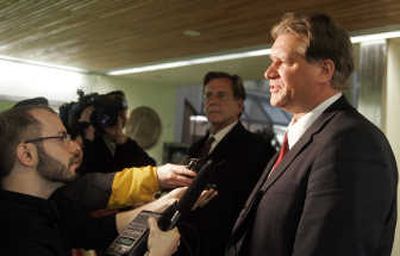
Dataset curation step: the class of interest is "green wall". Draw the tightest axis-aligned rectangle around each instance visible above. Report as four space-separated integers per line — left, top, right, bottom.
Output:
0 100 15 111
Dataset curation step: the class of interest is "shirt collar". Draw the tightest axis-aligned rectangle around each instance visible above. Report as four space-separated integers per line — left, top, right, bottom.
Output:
287 93 342 149
209 120 238 152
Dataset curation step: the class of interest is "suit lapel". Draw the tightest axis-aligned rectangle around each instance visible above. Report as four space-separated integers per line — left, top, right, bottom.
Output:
229 155 277 242
230 96 351 239
208 122 244 158
261 96 350 191
188 132 210 157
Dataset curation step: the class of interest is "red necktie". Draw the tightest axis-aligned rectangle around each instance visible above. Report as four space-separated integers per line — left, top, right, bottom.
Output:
271 133 289 171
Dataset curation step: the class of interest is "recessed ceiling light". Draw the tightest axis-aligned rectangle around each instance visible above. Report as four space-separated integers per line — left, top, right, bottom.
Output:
183 30 201 37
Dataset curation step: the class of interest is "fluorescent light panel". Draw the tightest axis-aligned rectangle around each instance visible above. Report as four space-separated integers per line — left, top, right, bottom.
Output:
350 30 400 43
1 30 399 77
0 55 87 73
108 30 400 76
108 49 271 75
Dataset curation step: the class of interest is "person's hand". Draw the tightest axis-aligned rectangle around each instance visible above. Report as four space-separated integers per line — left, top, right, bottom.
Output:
83 125 96 141
78 106 94 123
147 217 180 256
78 106 96 141
156 164 197 189
160 186 187 202
116 187 187 233
192 188 218 210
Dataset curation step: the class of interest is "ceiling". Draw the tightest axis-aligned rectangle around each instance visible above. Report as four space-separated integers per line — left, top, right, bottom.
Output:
0 0 400 85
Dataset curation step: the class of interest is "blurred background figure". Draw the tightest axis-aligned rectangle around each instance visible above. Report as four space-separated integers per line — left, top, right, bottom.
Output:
177 71 276 255
59 90 156 174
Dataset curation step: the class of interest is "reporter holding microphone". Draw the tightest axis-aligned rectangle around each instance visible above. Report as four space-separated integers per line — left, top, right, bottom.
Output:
0 105 190 256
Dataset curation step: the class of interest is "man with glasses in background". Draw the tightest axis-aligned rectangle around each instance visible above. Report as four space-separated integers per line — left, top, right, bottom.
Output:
178 71 276 255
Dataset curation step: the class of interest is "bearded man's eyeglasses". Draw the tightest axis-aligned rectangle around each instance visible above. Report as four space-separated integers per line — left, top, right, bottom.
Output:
24 132 72 144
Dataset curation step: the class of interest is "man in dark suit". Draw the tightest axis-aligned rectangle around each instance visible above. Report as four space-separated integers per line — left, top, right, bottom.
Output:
227 12 398 256
179 72 276 255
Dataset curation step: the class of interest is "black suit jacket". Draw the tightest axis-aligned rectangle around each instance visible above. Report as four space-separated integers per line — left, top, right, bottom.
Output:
228 97 398 256
179 122 275 256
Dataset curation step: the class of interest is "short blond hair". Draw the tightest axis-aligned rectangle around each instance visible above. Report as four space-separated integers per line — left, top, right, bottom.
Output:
271 13 354 90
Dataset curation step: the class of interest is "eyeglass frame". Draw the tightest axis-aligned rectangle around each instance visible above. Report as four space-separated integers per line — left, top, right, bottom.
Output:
24 132 72 144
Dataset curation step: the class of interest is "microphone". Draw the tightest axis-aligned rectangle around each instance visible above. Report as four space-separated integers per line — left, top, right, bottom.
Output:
157 159 214 231
104 159 216 256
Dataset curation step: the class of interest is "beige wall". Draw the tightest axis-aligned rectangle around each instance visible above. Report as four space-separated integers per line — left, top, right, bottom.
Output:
355 38 399 255
386 38 400 256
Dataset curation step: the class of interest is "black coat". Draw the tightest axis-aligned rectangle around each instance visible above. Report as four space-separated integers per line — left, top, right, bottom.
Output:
79 136 156 174
179 122 276 256
227 97 398 256
0 190 117 256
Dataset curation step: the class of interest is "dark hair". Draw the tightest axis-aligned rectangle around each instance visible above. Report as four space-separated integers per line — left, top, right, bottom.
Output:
59 90 128 137
90 90 128 130
13 97 49 108
203 71 246 100
271 12 354 89
59 91 98 138
0 105 54 178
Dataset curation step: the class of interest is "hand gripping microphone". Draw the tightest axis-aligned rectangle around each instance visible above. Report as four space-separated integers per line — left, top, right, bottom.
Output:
157 159 213 230
104 159 215 256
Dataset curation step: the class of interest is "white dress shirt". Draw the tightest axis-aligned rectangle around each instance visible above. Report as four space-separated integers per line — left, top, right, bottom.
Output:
208 120 238 154
287 93 342 149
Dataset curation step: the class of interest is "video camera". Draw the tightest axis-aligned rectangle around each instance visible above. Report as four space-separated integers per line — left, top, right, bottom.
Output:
59 89 128 138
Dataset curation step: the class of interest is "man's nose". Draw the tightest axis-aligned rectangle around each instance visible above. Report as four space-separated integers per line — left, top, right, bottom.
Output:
68 139 82 154
265 63 278 80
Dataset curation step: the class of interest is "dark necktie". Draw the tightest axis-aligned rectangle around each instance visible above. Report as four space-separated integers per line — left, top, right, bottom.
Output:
271 133 289 171
198 136 215 158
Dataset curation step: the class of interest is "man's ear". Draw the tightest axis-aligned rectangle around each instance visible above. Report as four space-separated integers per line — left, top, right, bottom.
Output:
318 59 335 83
237 99 244 116
239 99 244 110
16 143 38 167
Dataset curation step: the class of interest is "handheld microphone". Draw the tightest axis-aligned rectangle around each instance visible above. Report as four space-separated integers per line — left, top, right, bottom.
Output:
104 159 215 256
157 159 213 231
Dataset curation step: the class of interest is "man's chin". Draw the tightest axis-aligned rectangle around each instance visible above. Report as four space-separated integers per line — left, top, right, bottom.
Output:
62 171 79 183
270 96 286 108
206 113 222 123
